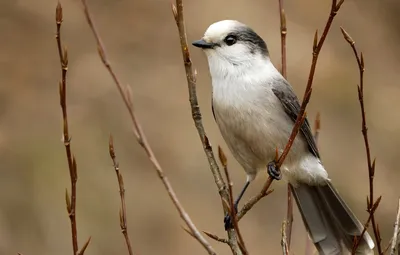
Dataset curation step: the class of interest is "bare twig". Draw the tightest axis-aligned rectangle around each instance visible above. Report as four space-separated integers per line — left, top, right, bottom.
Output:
352 196 381 253
204 231 229 244
340 26 383 254
109 135 135 255
389 199 400 255
276 0 344 168
55 3 91 254
277 0 293 249
218 147 248 255
238 0 344 223
77 237 92 255
237 179 274 221
171 1 243 254
79 1 215 254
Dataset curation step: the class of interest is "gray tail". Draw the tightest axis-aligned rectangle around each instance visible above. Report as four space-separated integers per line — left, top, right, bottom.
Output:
290 182 375 255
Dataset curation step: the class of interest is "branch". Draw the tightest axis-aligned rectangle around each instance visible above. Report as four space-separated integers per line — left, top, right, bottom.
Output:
340 27 383 254
78 1 215 254
109 135 136 255
238 0 344 223
171 1 243 254
276 0 344 168
352 197 381 253
389 199 400 255
277 0 293 249
203 231 229 244
55 3 91 254
237 179 274 221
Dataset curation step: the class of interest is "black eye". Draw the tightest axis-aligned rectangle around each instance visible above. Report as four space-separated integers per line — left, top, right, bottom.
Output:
224 35 237 46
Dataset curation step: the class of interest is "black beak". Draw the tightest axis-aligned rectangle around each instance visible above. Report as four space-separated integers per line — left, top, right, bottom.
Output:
192 39 214 49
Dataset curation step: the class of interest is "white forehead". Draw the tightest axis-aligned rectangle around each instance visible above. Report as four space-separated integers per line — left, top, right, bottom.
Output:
203 20 246 41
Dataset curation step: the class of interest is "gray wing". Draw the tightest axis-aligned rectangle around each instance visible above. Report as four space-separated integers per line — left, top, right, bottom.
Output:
272 81 320 159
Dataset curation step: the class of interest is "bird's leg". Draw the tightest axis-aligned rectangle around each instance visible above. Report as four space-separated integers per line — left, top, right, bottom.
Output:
224 181 250 230
267 161 282 180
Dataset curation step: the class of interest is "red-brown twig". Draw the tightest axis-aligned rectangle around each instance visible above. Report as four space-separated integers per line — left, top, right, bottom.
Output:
236 179 274 221
55 3 91 254
389 198 400 255
237 0 344 224
171 1 243 254
340 27 382 254
78 1 215 254
351 197 381 253
109 135 135 255
277 0 293 249
276 0 344 168
218 147 248 255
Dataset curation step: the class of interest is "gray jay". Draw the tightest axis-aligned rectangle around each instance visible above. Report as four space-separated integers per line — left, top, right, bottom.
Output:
192 20 374 255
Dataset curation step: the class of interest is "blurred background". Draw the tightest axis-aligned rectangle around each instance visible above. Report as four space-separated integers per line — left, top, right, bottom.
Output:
1 0 399 254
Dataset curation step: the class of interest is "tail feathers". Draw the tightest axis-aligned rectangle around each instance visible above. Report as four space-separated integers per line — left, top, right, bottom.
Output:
290 182 374 255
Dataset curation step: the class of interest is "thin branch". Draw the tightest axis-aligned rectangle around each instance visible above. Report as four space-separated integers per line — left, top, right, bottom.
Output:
237 179 274 221
77 237 92 255
352 196 381 253
340 26 383 254
389 199 400 255
218 147 248 255
78 1 215 254
171 1 243 254
277 0 293 249
238 0 344 224
109 135 135 255
55 3 87 254
204 231 229 244
276 0 344 169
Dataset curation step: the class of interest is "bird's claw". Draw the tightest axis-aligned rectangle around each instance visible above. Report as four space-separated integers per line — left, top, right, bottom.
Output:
267 161 282 180
223 204 238 230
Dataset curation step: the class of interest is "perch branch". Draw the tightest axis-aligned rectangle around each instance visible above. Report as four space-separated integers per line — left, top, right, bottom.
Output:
171 0 243 254
109 135 136 255
238 0 345 223
79 1 215 254
340 27 383 254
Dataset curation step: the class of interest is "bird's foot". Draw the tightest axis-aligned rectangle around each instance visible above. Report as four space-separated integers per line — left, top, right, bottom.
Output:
267 161 282 180
223 204 238 230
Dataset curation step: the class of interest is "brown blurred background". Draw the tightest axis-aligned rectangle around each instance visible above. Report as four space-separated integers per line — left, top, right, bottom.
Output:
1 0 399 254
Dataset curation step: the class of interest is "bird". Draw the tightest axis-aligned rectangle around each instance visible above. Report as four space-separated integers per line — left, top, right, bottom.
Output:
192 20 374 255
